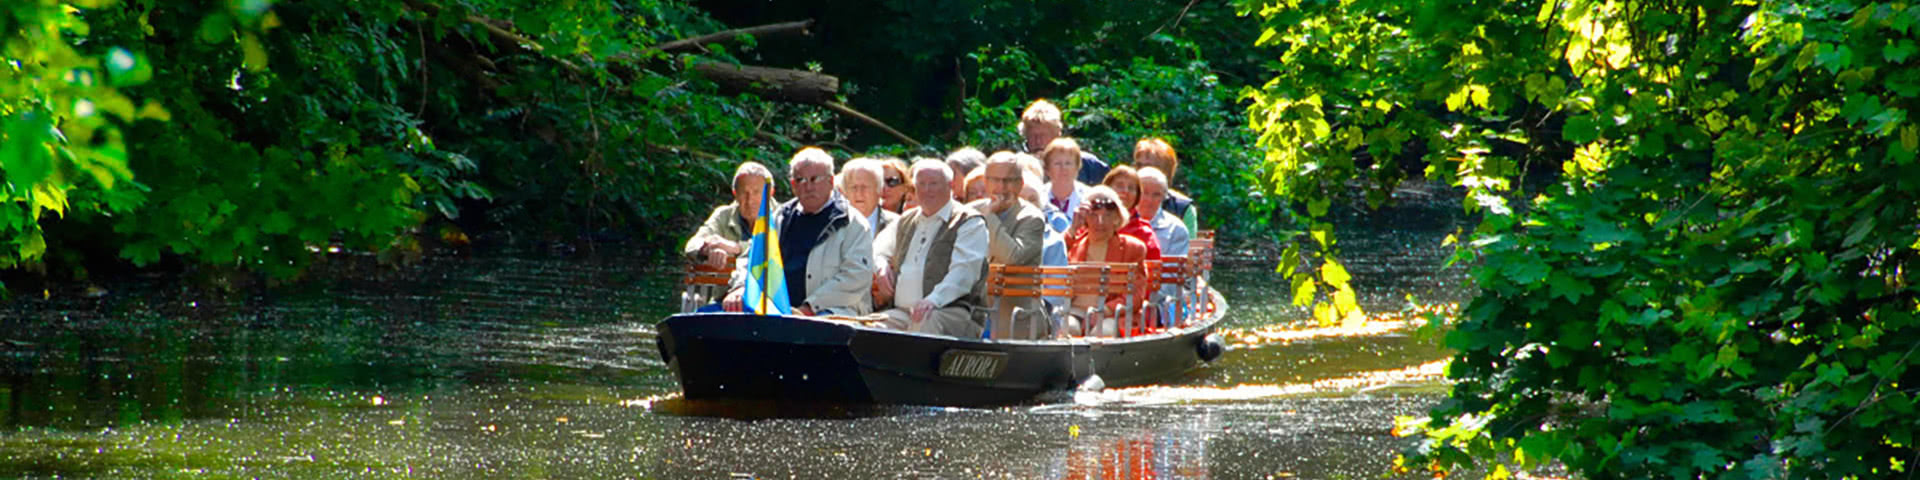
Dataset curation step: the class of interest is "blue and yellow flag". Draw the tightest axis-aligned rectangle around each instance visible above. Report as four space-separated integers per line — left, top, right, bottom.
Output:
742 182 792 315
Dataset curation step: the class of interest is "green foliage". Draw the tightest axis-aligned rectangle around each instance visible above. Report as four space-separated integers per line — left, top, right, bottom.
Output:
1 0 152 281
1063 45 1285 245
949 40 1291 242
5 0 831 283
1246 0 1920 477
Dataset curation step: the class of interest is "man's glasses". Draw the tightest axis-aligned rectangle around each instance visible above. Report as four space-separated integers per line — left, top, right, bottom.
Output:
884 176 904 188
790 174 832 186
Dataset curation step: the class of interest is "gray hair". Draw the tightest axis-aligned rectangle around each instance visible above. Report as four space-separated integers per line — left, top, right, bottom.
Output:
911 158 953 184
1013 152 1043 179
790 146 836 172
840 157 886 187
732 161 774 191
945 147 986 178
1137 166 1169 190
1083 185 1130 223
984 150 1019 168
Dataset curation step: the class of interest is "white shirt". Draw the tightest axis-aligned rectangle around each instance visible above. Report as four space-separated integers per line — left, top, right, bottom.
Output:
879 201 988 309
1040 181 1087 230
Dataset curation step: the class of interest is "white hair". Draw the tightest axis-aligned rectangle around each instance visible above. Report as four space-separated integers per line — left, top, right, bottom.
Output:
732 161 773 191
911 158 953 184
839 157 885 186
1137 166 1169 189
790 147 836 172
1084 185 1130 223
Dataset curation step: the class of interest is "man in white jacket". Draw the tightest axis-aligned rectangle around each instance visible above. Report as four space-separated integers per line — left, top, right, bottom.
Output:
724 147 876 316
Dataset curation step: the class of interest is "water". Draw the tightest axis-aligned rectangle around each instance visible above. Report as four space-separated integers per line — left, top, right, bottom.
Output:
1 205 1469 479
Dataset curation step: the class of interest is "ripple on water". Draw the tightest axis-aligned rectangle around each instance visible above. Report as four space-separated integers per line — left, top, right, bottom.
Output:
2 201 1480 478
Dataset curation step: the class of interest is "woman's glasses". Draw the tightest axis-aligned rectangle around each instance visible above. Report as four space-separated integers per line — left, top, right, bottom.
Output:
884 176 904 187
1088 199 1120 211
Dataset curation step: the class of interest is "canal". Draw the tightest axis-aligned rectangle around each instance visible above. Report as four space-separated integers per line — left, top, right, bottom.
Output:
1 204 1468 478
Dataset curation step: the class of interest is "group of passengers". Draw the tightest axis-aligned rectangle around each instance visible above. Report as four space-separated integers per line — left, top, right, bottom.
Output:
682 99 1200 339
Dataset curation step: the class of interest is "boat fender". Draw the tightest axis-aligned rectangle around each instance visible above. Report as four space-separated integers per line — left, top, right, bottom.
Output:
1196 334 1225 363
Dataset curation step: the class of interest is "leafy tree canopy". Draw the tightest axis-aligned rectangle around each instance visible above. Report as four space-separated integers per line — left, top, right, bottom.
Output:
1244 0 1920 476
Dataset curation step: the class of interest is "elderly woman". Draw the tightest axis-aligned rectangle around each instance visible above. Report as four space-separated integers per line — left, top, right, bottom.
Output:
1065 186 1149 337
1064 165 1162 260
1133 138 1200 232
880 158 914 213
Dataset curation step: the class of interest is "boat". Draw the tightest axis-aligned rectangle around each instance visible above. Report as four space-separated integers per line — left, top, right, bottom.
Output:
653 287 1227 407
656 235 1228 407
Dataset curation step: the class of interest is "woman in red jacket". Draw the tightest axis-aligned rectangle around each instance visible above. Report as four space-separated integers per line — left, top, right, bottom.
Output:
1066 186 1150 337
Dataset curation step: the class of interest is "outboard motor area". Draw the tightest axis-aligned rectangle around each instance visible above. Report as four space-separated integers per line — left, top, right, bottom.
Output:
1197 333 1225 363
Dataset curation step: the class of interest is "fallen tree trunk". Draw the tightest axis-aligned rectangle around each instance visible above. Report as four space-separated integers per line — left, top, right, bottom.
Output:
402 3 923 148
652 20 814 54
688 64 922 147
692 62 839 104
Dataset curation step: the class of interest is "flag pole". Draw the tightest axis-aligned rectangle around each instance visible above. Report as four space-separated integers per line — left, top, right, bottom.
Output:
758 182 770 315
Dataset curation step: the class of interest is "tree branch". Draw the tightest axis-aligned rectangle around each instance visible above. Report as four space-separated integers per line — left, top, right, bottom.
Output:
1146 0 1201 39
821 101 922 148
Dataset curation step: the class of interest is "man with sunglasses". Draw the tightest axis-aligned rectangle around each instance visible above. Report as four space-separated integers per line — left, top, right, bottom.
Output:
724 147 876 316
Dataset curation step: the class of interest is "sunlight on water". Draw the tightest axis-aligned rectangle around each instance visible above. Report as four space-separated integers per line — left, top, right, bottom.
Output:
1218 302 1457 350
1071 360 1448 405
2 200 1479 478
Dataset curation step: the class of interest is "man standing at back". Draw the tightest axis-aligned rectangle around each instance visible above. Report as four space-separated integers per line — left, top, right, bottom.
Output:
724 147 875 316
970 152 1050 338
1020 99 1108 185
869 160 991 337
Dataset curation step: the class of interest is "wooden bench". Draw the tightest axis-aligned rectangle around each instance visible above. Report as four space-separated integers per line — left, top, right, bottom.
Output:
1150 256 1191 328
678 259 735 313
1187 231 1216 316
986 263 1145 339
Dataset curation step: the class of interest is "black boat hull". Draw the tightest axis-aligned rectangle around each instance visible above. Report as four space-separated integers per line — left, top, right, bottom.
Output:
656 290 1228 407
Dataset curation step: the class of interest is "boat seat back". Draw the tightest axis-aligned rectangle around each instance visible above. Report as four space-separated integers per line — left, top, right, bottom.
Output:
986 263 1146 338
679 258 735 313
1151 256 1194 327
1187 231 1216 315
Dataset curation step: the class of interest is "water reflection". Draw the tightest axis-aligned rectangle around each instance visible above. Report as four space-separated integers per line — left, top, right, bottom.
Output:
0 201 1473 478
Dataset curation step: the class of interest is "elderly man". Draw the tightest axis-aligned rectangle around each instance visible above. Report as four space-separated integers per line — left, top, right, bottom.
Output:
946 147 986 200
1136 167 1190 257
724 147 875 316
839 157 899 236
683 161 776 269
870 160 991 337
1020 99 1109 185
969 152 1050 338
1132 138 1200 233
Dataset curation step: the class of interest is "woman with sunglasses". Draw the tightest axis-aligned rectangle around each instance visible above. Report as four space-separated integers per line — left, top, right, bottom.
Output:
880 158 915 214
1065 186 1150 337
1064 165 1163 261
